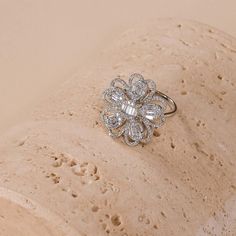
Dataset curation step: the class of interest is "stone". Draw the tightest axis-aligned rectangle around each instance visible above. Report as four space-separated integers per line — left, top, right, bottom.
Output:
139 103 162 120
103 110 124 129
128 121 144 141
104 87 126 104
1 19 236 236
128 79 148 100
121 100 138 116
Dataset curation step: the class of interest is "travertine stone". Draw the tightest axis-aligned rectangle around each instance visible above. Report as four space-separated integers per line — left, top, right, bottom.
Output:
0 19 236 236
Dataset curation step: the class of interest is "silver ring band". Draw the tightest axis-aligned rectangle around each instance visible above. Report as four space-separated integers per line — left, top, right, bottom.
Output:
155 91 177 117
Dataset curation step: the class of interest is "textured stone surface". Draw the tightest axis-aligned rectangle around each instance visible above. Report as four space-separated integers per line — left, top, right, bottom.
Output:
0 19 236 235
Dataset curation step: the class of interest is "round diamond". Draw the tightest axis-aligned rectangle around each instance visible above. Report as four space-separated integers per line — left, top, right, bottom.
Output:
128 80 148 100
128 73 148 101
103 110 124 129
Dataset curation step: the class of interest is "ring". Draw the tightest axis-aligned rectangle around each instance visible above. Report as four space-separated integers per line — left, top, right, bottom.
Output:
101 73 177 146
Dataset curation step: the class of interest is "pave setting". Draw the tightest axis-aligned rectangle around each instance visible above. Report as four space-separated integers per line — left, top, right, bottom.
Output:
101 73 168 146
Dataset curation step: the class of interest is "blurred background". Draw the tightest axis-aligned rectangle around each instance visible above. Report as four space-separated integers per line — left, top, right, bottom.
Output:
0 0 235 133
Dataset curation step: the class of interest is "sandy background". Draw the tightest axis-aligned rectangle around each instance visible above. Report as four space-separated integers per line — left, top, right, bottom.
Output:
1 0 236 133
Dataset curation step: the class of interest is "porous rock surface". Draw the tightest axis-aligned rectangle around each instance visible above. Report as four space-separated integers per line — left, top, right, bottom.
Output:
0 19 236 236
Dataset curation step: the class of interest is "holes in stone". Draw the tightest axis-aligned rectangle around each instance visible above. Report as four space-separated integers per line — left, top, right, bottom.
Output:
209 154 215 161
69 159 77 167
217 75 223 80
47 173 60 184
153 224 158 229
153 130 160 137
71 192 78 198
170 142 175 149
196 120 201 127
145 218 150 224
111 214 122 226
231 185 236 191
91 205 99 212
218 161 223 167
72 161 100 183
181 91 187 95
161 211 166 218
193 142 208 156
52 159 63 167
18 140 26 147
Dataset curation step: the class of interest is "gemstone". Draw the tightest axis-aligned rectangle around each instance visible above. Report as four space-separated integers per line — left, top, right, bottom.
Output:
104 87 126 104
129 73 144 83
139 103 162 120
128 121 144 141
103 110 124 129
128 80 148 100
121 101 138 116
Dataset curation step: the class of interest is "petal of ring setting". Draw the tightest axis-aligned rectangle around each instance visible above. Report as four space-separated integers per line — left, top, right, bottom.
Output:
100 73 177 146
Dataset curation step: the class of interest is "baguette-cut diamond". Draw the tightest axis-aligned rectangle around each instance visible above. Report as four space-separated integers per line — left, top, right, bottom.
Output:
140 104 162 120
104 111 124 129
121 101 137 116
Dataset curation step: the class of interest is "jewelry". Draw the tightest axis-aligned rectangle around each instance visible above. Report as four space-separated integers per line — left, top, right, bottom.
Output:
101 73 177 146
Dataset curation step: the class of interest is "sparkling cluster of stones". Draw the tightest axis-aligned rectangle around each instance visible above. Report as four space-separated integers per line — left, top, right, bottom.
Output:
101 73 167 146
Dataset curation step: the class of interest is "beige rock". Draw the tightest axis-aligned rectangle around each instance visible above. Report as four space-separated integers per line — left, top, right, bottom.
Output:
0 19 236 236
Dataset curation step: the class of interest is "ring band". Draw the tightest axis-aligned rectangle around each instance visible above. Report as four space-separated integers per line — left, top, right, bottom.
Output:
155 90 177 117
101 73 177 146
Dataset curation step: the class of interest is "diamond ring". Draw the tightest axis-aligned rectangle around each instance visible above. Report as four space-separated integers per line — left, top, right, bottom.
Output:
101 73 177 146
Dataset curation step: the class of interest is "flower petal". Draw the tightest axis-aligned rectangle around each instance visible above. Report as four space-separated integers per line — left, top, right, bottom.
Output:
109 126 126 138
101 107 125 129
139 103 162 121
141 118 154 144
103 87 127 105
143 79 156 102
129 73 145 85
124 129 140 146
110 78 129 90
127 119 144 142
127 73 148 101
151 94 167 111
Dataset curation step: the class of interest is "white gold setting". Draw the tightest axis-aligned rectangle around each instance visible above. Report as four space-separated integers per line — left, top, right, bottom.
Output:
101 73 177 146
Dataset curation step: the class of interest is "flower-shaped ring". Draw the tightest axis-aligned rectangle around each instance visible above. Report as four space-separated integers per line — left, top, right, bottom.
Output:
101 73 177 146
